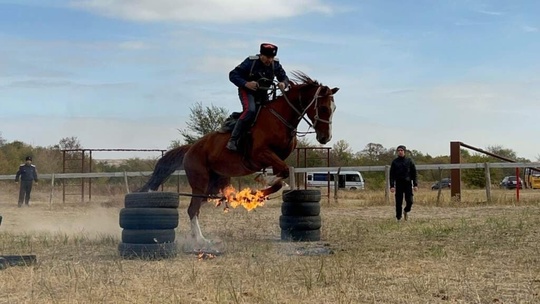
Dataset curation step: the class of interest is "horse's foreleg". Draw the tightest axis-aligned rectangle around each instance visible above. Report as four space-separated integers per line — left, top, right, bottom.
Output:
260 177 284 196
257 152 291 196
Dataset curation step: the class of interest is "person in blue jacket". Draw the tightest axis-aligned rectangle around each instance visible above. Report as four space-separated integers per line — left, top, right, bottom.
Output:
227 43 290 151
15 156 39 207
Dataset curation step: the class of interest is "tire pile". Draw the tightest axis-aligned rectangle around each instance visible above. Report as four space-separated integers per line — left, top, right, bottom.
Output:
118 192 179 259
280 190 322 242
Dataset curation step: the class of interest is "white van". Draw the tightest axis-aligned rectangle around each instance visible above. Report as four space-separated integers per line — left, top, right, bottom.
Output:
306 171 365 190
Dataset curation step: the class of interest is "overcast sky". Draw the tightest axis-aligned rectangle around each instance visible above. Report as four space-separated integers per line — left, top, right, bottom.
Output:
1 0 539 160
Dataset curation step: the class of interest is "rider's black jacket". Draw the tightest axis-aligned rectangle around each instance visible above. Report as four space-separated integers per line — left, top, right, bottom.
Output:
229 55 289 91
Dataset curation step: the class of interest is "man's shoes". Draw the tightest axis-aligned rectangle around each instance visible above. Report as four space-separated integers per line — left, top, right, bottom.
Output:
226 140 238 151
404 212 408 221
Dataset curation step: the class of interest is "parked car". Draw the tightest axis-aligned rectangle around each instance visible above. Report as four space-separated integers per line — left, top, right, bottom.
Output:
499 176 523 189
431 178 451 190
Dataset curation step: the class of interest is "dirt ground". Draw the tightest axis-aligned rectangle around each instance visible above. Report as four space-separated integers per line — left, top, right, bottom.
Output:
1 188 540 303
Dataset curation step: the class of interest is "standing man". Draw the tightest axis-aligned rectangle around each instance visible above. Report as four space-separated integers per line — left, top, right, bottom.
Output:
389 145 418 221
227 42 290 152
15 156 38 207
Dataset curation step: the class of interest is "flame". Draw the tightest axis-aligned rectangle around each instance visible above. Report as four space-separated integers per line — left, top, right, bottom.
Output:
197 252 216 260
214 185 267 211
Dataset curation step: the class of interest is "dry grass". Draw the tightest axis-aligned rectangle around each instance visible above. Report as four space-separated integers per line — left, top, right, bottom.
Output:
1 186 540 304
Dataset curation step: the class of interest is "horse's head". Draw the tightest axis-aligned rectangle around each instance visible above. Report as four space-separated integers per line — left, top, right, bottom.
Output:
288 71 339 144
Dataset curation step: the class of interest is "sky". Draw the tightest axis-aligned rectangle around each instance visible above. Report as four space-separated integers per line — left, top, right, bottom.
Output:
0 0 539 160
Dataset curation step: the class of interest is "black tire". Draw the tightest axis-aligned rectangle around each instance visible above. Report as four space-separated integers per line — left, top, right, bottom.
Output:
279 215 321 230
121 229 176 244
281 202 320 216
119 208 179 229
0 257 8 270
0 255 37 267
282 190 321 202
118 242 177 259
281 229 321 242
125 192 179 208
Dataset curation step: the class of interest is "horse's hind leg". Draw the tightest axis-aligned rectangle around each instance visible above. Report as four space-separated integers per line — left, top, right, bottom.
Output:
187 196 211 247
184 160 214 247
188 173 230 248
207 172 231 196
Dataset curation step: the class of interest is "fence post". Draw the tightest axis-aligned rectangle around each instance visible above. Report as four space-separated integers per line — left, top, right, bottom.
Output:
124 171 130 194
49 173 55 208
484 162 491 203
289 166 296 190
516 167 520 203
437 167 442 205
384 165 390 203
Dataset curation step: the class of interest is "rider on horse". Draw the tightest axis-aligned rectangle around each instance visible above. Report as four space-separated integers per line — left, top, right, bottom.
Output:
227 43 290 151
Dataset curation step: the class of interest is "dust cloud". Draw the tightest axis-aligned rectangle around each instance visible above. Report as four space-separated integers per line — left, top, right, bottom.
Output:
1 204 122 239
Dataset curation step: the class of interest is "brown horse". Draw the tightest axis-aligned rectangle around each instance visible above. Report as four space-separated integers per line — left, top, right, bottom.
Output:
139 71 338 246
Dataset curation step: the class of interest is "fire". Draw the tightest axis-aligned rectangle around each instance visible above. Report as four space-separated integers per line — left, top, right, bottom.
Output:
197 252 216 260
214 185 267 211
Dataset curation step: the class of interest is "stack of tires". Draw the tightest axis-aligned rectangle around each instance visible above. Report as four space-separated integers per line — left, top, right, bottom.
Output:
118 192 180 259
280 190 322 242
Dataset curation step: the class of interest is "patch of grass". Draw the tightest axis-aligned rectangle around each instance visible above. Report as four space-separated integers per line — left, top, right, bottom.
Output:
1 189 540 303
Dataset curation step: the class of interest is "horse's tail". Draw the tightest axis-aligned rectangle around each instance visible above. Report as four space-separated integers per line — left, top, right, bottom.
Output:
137 145 192 192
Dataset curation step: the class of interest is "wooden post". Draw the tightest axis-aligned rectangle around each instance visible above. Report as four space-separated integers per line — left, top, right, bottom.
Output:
49 173 55 208
450 141 462 201
333 167 341 200
289 166 296 190
384 165 390 203
124 171 130 194
516 167 520 202
484 162 492 203
177 170 180 193
436 167 442 205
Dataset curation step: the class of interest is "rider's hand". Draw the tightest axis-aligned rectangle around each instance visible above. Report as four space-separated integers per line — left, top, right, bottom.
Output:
245 81 258 91
278 82 286 90
390 187 395 193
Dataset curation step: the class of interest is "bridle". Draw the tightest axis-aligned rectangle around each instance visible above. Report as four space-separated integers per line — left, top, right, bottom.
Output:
267 85 333 136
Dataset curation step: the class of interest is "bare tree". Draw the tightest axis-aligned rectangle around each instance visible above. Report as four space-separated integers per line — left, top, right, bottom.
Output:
359 143 386 163
174 102 229 145
331 139 354 166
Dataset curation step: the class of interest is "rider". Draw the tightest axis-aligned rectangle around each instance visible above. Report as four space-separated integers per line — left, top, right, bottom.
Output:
227 43 290 151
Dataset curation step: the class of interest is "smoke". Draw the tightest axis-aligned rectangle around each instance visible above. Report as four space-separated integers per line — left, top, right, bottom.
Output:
2 205 121 239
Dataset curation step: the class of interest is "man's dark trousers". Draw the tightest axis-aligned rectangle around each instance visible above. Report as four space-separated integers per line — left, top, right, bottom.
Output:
395 179 413 220
18 180 33 206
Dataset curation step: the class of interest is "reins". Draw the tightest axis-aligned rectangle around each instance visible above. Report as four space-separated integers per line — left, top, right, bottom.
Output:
264 85 331 136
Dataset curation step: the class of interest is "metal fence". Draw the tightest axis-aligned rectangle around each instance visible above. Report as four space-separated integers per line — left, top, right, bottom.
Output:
2 162 537 181
2 162 538 203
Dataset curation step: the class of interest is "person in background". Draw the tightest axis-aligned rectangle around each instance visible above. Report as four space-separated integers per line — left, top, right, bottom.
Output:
15 156 38 207
389 145 418 221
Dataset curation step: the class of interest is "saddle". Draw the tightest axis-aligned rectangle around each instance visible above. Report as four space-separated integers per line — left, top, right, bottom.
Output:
218 112 242 133
218 79 278 153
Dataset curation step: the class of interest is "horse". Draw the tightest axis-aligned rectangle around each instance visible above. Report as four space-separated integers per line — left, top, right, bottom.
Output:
138 71 339 247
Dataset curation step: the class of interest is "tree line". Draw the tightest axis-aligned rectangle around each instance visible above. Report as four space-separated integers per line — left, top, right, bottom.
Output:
1 102 536 189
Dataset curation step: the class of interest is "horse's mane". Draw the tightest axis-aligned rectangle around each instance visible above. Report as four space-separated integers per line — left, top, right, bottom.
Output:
290 71 322 87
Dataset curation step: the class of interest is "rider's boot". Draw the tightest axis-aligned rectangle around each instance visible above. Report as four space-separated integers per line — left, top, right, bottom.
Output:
226 119 247 152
